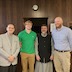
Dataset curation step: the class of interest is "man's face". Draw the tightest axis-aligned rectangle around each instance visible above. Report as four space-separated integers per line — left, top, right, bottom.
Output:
25 22 32 30
41 26 48 34
6 24 15 34
55 18 63 28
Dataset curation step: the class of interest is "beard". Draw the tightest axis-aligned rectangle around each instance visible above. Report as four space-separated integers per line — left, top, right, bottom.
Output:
56 24 62 29
41 31 47 34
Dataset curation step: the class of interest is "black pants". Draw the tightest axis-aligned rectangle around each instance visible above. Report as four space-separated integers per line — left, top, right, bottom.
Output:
0 65 16 72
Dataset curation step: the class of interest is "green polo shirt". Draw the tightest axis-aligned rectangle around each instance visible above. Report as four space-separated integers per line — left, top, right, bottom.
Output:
18 30 36 54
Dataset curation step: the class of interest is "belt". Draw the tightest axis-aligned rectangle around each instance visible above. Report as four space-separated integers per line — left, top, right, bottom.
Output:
55 49 70 52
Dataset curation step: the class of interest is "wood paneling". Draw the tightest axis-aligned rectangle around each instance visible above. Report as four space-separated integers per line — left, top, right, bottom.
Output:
0 0 72 34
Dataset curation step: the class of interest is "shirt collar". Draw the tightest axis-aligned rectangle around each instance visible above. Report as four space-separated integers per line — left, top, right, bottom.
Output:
24 29 32 34
41 33 47 37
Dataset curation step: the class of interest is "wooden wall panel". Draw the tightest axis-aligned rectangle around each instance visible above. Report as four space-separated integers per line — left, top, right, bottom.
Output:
0 0 2 34
0 0 72 34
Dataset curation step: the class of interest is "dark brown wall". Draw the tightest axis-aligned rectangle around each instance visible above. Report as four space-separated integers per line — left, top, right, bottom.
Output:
0 0 72 34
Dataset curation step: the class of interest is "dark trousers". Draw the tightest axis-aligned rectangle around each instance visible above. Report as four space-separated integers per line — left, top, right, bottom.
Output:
0 64 16 72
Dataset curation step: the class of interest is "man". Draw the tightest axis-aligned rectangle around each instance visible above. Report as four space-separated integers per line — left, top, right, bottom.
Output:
35 24 53 72
18 20 36 72
0 24 20 72
52 17 72 72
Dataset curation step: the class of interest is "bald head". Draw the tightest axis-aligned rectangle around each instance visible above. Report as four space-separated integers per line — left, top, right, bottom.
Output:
54 17 63 29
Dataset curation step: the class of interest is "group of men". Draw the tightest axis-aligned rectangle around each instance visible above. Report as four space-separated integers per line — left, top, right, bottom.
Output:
0 17 72 72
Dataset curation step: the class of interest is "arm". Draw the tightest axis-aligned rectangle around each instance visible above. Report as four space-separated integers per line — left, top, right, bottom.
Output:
51 38 54 55
0 36 10 59
18 33 22 48
13 37 20 58
67 29 72 51
50 38 54 60
9 37 20 62
35 37 40 61
19 42 22 48
35 37 39 56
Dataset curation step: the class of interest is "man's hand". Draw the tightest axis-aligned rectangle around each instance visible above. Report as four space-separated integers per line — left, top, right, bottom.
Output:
36 55 40 61
50 55 54 60
8 55 15 62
